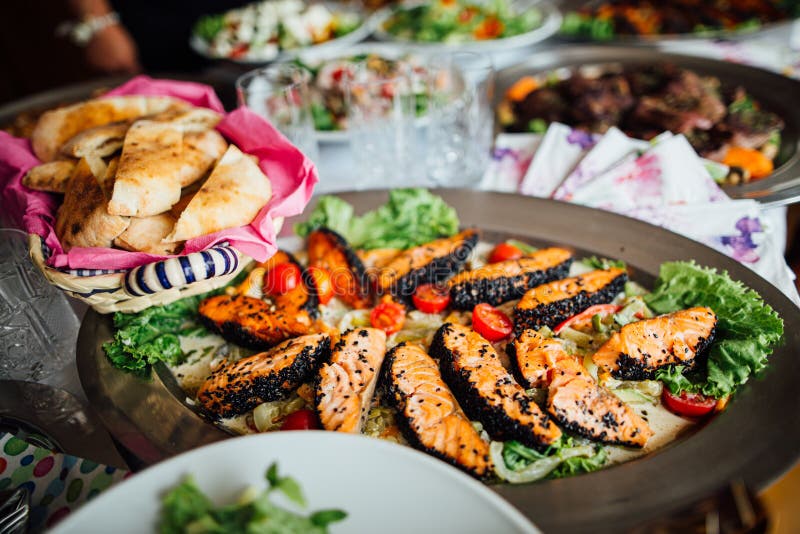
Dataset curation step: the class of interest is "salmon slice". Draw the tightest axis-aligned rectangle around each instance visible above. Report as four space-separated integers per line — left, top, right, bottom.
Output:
307 228 372 309
197 333 331 418
315 328 387 433
199 252 319 350
507 329 574 388
376 229 478 304
593 306 717 380
548 364 653 448
514 268 627 332
448 247 573 310
357 248 402 270
383 342 493 478
430 323 562 450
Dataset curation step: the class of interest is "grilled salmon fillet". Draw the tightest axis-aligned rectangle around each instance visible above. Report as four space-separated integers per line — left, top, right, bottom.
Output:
507 329 573 388
376 229 478 304
383 342 493 478
197 333 331 418
514 268 628 332
430 323 562 450
593 306 717 380
199 252 319 350
308 228 372 309
448 247 573 310
315 328 387 433
357 248 402 270
548 363 653 448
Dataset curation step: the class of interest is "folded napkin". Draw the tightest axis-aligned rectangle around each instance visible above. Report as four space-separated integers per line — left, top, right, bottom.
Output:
0 432 129 532
0 75 318 270
480 126 800 306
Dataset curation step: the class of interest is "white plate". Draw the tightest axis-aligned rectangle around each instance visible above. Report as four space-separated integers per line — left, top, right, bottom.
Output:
52 432 539 534
372 0 562 54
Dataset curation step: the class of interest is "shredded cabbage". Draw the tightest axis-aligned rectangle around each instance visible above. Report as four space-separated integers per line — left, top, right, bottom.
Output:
253 394 308 432
491 441 600 484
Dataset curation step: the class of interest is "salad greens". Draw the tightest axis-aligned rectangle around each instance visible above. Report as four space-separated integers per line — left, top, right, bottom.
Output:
160 463 346 534
491 438 607 484
644 261 784 399
384 0 544 43
103 292 217 375
295 188 459 250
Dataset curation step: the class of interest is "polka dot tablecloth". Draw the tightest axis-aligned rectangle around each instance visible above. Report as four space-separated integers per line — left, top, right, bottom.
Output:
0 432 130 532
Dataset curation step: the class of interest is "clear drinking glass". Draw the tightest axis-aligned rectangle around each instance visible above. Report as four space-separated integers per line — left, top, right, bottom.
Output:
0 229 79 385
425 51 495 187
344 63 421 188
236 64 320 161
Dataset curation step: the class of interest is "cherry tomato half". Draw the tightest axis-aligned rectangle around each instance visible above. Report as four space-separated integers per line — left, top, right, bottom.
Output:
661 389 716 418
264 262 302 295
307 266 334 305
370 301 406 335
472 303 513 342
553 304 622 334
412 284 451 314
281 409 320 431
488 243 523 264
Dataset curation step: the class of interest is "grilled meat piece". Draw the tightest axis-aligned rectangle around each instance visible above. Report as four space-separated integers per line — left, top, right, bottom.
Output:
383 342 493 478
307 228 372 309
376 229 478 304
430 323 562 450
514 268 627 332
507 328 573 388
197 333 331 418
593 306 717 380
199 251 319 350
548 362 653 448
315 328 387 433
448 247 573 310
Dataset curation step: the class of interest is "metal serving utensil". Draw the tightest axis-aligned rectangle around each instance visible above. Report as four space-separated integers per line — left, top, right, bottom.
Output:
0 487 30 534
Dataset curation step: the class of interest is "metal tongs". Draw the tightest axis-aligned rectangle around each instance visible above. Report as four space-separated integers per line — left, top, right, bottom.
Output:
0 487 30 534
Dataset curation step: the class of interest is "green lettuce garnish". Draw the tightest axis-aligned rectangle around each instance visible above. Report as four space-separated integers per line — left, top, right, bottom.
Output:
295 188 459 250
494 438 607 483
644 261 784 398
159 463 346 534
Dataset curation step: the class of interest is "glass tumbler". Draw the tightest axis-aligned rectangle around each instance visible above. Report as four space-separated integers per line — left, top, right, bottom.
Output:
344 62 421 188
236 64 320 161
425 51 495 187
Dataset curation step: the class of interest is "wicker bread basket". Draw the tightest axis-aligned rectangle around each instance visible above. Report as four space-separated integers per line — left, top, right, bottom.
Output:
28 218 283 314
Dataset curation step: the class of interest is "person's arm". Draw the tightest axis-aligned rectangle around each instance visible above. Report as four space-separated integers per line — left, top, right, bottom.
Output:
61 0 142 74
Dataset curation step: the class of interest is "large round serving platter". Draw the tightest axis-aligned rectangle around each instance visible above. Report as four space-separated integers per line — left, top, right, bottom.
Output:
371 0 562 54
494 46 800 206
77 189 800 533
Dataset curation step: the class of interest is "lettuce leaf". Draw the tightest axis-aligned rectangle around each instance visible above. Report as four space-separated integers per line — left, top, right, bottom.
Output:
644 261 784 398
294 188 459 250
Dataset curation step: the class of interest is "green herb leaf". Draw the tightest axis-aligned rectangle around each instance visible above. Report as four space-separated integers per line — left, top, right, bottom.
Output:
159 476 213 534
310 509 348 528
582 256 627 270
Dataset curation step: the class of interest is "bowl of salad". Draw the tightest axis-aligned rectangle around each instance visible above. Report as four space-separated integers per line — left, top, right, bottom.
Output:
190 0 376 64
291 44 430 143
373 0 562 52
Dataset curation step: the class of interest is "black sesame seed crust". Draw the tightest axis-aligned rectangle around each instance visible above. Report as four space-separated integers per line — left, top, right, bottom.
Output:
549 407 642 448
430 324 556 451
381 343 488 480
505 338 533 389
199 335 331 419
199 314 274 351
611 326 717 380
390 231 479 305
311 228 370 302
449 258 572 310
514 272 627 332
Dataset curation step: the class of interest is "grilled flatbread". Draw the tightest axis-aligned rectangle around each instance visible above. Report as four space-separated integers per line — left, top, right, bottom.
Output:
31 95 186 162
179 129 228 187
22 160 76 193
115 213 180 255
55 158 130 251
165 145 272 242
60 121 130 159
107 120 184 217
151 107 223 132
